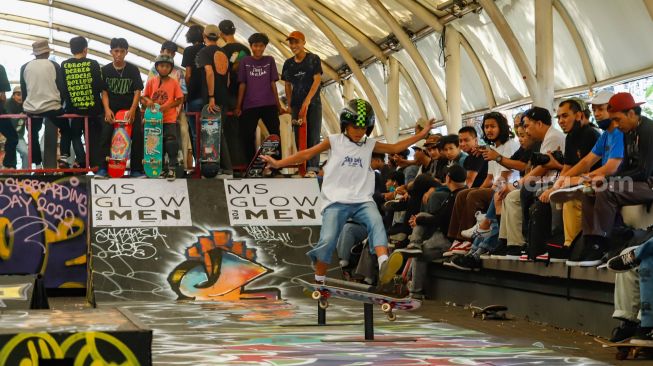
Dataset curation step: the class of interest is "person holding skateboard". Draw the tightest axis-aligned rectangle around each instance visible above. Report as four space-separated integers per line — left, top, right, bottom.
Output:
281 31 322 178
99 37 145 178
141 55 184 180
261 98 433 286
236 32 284 165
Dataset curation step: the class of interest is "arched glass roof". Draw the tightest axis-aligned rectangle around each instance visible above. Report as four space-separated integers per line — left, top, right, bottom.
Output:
1 0 652 136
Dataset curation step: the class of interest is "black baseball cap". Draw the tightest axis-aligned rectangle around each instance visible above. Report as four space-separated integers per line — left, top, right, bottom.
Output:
219 20 236 35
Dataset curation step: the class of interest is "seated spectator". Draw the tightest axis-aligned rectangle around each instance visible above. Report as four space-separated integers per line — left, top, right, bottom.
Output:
445 112 520 264
580 93 653 266
458 126 488 187
499 107 565 259
397 165 467 298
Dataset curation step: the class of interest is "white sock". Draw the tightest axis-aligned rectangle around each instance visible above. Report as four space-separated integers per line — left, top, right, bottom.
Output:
315 274 326 283
378 254 388 268
339 259 349 268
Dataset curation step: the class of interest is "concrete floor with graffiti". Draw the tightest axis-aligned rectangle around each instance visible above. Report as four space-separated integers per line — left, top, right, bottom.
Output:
115 297 606 365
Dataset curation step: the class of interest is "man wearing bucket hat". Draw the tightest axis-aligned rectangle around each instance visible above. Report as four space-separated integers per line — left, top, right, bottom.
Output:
578 93 653 266
20 39 70 169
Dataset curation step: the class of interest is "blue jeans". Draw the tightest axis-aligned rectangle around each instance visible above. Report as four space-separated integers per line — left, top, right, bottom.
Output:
292 103 321 172
635 240 653 327
308 201 387 264
472 195 500 253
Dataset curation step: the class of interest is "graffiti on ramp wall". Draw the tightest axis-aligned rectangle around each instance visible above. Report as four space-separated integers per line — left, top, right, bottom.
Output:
167 229 279 301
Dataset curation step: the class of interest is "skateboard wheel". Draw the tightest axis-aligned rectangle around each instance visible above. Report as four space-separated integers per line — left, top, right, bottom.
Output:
311 291 321 300
387 312 397 321
318 299 329 309
381 303 392 313
481 314 487 320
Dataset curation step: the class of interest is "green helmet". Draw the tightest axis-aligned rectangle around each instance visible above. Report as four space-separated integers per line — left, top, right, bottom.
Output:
154 54 174 68
340 98 375 136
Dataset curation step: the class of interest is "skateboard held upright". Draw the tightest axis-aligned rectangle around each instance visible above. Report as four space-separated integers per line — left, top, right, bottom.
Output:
107 110 133 178
200 105 221 178
143 104 163 178
292 118 307 176
245 134 281 178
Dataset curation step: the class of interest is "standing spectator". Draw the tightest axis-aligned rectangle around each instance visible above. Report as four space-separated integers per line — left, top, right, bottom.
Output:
281 31 323 178
4 87 28 169
100 37 145 178
141 55 184 180
219 20 251 168
20 40 70 169
236 33 283 164
0 65 19 170
60 36 106 169
196 24 232 177
182 25 205 159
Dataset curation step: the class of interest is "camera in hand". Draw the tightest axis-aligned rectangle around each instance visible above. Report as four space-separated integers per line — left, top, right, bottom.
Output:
530 150 564 166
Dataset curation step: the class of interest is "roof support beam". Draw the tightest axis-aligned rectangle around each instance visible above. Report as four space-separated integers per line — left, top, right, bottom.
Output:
478 0 537 97
0 14 156 61
395 0 495 110
534 0 554 109
22 0 182 52
386 57 400 143
309 0 385 61
291 0 388 134
367 0 449 123
445 28 462 132
397 60 428 119
553 0 596 89
210 0 339 81
645 0 653 21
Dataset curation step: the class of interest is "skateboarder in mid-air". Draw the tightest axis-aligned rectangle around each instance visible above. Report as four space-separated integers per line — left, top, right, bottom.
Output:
262 99 433 286
141 55 184 179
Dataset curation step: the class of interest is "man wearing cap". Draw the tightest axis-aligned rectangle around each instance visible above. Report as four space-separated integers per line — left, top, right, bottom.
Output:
218 19 251 167
578 93 653 263
3 86 28 169
543 93 624 260
196 24 233 177
20 39 70 169
281 31 323 178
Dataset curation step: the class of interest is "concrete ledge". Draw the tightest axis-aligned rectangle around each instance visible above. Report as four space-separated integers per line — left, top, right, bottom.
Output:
477 259 615 284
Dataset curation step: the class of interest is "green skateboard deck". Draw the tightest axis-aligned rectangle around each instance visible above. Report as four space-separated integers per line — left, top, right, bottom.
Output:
144 104 163 178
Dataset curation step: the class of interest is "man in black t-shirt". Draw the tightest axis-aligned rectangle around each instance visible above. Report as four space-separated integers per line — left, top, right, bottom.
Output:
196 24 232 176
61 36 106 169
219 19 251 167
99 37 145 178
182 25 205 158
281 31 323 177
458 126 488 187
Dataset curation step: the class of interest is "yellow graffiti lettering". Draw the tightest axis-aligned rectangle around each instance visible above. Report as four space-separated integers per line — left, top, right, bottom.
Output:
0 217 14 260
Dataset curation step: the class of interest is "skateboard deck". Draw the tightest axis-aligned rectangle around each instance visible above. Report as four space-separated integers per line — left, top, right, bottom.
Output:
292 118 307 176
292 277 421 321
245 134 281 178
143 104 163 178
595 337 653 360
469 304 508 320
200 105 221 178
107 110 133 178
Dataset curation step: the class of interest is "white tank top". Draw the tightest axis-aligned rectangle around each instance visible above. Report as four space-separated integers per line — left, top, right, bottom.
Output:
320 134 377 211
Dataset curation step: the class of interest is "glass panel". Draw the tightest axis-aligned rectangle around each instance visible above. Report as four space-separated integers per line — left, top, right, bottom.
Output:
459 47 488 113
562 0 653 81
552 8 584 90
416 32 446 94
452 11 529 105
393 49 441 121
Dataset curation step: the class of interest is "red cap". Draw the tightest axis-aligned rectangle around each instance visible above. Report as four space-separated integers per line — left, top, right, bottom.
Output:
286 31 305 42
608 92 644 113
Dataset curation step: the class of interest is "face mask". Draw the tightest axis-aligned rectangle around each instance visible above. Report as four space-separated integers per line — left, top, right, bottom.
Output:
598 118 611 130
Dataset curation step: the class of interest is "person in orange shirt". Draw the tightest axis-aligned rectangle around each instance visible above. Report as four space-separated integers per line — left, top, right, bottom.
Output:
141 55 184 179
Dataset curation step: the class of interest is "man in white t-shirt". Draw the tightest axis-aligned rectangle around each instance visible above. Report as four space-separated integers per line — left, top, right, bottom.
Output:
499 107 565 259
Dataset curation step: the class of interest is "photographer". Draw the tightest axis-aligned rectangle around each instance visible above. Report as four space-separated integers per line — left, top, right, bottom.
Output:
499 107 565 259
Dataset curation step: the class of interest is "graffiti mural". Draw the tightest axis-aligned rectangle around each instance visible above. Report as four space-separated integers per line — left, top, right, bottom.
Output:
90 179 322 303
0 176 88 288
0 308 151 365
167 229 279 301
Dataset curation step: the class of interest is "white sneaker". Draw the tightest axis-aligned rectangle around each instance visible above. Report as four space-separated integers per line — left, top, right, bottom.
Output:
304 171 317 178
